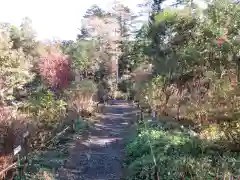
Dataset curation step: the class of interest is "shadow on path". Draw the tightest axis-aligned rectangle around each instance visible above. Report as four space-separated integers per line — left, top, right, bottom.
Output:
58 100 137 180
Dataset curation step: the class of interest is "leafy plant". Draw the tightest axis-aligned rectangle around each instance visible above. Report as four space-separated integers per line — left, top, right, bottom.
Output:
124 120 240 180
21 89 67 127
38 51 73 90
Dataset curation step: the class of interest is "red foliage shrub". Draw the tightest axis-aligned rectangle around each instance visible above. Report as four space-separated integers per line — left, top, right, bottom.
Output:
216 34 227 46
111 62 117 73
230 74 237 88
216 38 224 45
38 53 73 89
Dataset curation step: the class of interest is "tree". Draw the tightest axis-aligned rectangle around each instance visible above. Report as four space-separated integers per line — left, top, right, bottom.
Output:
10 17 37 56
0 25 35 102
109 1 138 76
80 5 121 76
84 4 106 18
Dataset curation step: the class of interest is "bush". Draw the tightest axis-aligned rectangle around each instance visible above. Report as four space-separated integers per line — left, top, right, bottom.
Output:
67 79 97 117
96 80 109 103
133 75 165 110
22 89 67 125
38 51 72 90
124 120 240 180
114 91 128 100
19 89 67 147
0 105 15 179
182 74 240 148
135 72 240 150
118 79 131 93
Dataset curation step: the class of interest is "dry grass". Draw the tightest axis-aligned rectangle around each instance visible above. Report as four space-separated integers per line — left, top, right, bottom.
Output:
67 80 98 119
0 106 15 180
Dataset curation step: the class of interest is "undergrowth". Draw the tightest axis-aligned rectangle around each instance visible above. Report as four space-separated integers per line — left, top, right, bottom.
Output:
124 119 240 180
25 119 90 180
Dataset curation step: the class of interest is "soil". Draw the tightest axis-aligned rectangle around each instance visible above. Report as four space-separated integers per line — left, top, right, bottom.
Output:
58 100 137 180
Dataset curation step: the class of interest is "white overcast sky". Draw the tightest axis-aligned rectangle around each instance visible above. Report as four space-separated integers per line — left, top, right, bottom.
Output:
0 0 206 40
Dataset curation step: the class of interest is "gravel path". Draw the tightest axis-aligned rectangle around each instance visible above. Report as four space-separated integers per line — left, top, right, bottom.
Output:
58 100 137 180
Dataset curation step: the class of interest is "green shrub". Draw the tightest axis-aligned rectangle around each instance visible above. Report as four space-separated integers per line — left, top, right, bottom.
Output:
124 120 240 180
118 79 132 93
20 89 67 128
18 89 68 149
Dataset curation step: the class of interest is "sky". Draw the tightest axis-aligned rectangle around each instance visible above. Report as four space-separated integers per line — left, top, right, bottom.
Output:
0 0 144 41
0 0 206 41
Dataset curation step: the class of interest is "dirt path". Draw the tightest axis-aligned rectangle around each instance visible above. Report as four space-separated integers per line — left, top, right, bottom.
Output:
58 100 137 180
